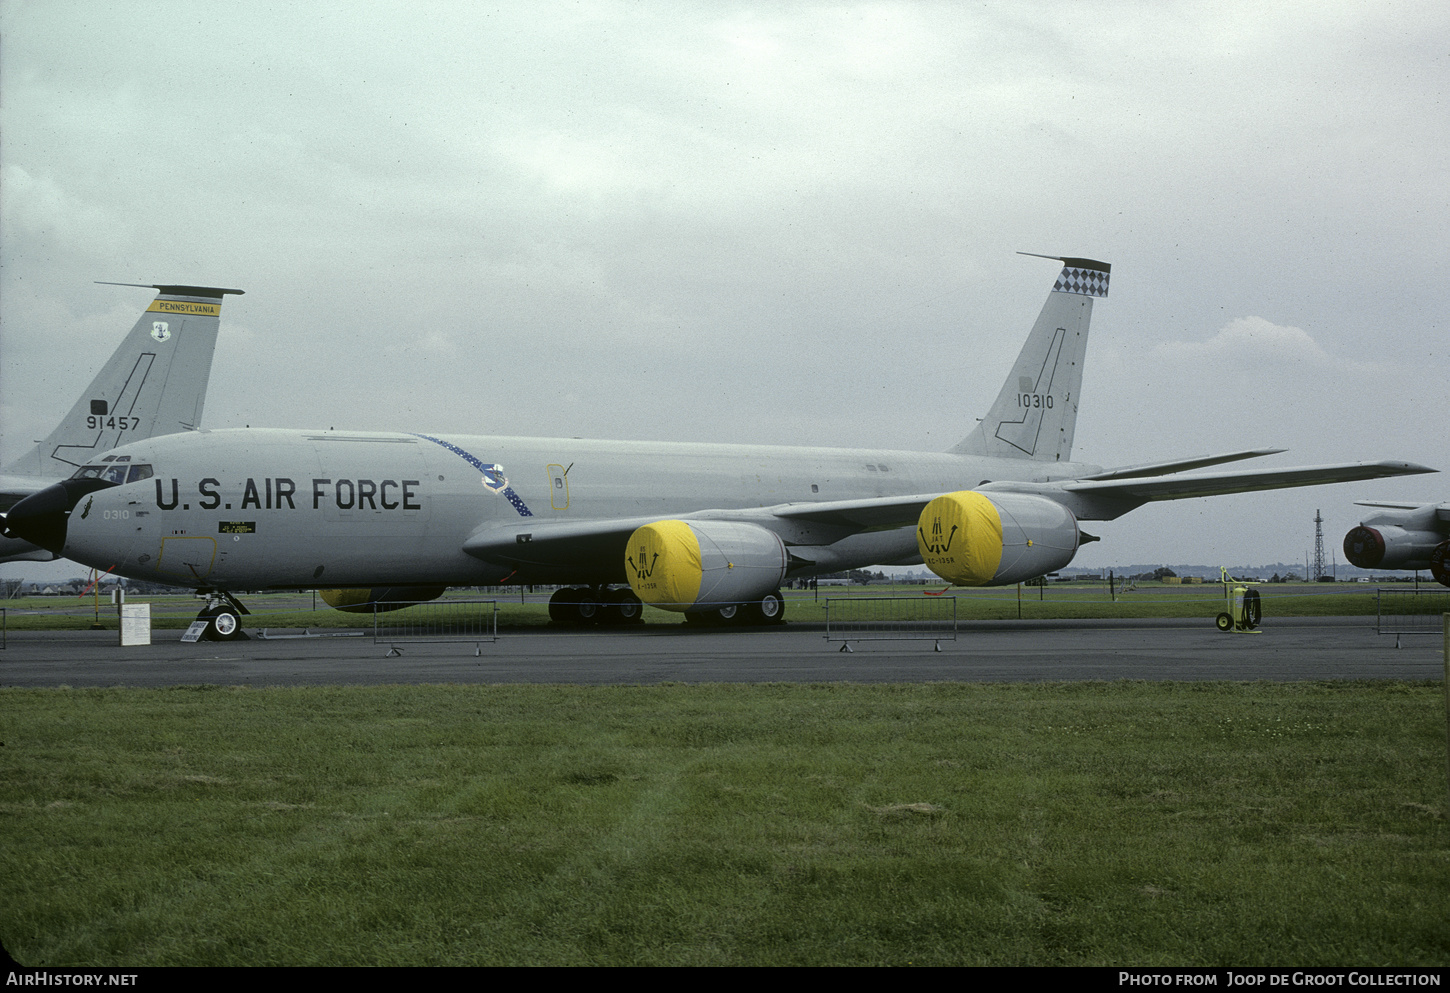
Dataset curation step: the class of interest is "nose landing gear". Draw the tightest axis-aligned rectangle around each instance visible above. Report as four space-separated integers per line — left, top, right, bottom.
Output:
193 590 251 641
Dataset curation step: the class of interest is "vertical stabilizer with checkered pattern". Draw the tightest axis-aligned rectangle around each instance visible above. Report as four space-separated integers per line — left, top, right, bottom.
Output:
949 257 1109 462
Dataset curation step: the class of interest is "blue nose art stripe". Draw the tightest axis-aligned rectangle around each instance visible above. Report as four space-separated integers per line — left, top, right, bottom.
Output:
412 433 534 517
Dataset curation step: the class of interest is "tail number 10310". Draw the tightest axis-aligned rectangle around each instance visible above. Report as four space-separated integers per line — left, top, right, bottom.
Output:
1017 393 1053 409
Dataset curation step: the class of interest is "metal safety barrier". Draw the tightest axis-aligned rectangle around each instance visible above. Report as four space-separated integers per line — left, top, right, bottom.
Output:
373 599 498 655
824 595 956 651
1375 589 1450 643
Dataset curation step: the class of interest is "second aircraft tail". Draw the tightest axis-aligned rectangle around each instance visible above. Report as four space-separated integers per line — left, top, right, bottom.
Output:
3 284 243 479
949 256 1108 463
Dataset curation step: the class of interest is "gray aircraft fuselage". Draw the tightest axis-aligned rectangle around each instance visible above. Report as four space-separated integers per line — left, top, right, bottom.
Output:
57 428 1101 590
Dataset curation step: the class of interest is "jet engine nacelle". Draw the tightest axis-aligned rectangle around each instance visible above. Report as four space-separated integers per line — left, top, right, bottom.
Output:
1342 525 1444 571
319 586 448 613
917 490 1079 586
626 519 787 612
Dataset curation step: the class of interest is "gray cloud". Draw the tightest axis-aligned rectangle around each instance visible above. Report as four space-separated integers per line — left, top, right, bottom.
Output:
4 0 1446 574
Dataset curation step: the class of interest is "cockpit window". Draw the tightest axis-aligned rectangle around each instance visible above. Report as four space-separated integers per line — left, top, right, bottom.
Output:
71 463 152 485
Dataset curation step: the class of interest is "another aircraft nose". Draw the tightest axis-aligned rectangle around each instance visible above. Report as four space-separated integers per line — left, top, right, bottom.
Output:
2 479 118 554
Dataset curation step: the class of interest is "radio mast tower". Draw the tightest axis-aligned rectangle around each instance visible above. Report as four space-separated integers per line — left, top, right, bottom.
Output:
1312 509 1327 582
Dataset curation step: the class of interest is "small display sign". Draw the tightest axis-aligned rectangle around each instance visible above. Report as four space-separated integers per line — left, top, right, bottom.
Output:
120 603 151 647
218 521 256 534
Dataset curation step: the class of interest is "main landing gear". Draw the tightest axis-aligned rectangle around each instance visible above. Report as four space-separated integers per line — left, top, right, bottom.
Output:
194 590 251 641
548 587 645 627
682 589 787 627
546 587 788 627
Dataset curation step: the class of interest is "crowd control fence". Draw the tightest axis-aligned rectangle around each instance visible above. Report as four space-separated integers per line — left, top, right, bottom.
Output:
1375 589 1450 646
824 595 956 652
373 599 498 655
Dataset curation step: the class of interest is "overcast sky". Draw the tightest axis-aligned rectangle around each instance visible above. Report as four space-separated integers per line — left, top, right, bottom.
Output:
3 0 1446 579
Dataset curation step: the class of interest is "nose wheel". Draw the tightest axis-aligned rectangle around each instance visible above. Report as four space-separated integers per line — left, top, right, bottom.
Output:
194 590 250 641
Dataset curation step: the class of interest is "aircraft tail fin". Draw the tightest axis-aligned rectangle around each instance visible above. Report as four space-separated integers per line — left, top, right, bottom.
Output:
3 284 243 478
949 256 1108 462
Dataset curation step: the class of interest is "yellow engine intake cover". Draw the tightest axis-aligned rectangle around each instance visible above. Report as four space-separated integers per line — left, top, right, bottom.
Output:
626 520 703 610
917 491 1004 586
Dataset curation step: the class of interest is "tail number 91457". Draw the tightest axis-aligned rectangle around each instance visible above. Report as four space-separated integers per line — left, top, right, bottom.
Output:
87 415 142 430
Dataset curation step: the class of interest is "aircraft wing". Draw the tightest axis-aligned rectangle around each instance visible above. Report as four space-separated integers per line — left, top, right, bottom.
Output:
462 462 1437 570
460 494 947 574
1065 459 1435 500
767 493 941 530
767 459 1437 528
463 515 682 572
1078 448 1286 481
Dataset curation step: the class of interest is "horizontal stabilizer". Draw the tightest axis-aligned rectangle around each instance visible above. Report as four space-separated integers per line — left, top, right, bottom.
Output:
1353 500 1446 511
95 283 245 298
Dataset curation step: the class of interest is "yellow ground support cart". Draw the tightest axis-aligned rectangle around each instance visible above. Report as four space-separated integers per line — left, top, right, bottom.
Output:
1216 567 1263 634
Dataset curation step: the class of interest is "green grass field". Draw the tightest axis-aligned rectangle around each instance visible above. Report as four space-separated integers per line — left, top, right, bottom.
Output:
4 581 1443 630
2 681 1447 966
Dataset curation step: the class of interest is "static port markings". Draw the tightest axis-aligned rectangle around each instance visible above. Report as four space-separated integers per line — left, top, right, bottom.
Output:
153 477 422 512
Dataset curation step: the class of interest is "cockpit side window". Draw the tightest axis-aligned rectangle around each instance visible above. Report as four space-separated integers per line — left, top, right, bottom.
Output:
71 463 152 484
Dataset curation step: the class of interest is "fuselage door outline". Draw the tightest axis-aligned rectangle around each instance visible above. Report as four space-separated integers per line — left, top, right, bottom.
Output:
548 464 570 511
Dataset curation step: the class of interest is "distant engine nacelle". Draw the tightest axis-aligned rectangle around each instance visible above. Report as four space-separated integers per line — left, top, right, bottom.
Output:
626 519 787 612
917 491 1079 586
1344 526 1450 586
319 586 448 613
1342 525 1442 571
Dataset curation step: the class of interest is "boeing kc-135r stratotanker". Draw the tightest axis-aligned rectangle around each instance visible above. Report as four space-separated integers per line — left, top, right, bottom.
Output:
0 284 241 564
3 257 1435 639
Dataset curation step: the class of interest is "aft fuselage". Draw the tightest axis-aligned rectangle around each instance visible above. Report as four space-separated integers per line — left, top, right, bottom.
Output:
45 428 1101 590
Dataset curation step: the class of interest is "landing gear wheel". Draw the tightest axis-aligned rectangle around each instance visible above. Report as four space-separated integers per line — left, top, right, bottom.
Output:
548 588 575 624
755 589 786 625
199 606 243 641
574 589 601 625
714 603 741 624
1215 612 1233 632
604 588 643 625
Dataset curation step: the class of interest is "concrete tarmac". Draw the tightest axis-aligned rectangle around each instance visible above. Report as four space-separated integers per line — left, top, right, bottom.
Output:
1 617 1442 687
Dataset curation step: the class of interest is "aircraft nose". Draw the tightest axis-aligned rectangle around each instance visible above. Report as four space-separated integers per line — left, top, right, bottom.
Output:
2 478 118 554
